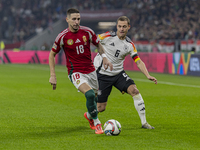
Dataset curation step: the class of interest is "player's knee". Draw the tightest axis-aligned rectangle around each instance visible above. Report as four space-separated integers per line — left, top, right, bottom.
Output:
85 89 95 101
128 85 139 96
98 105 106 112
133 88 139 95
98 107 106 112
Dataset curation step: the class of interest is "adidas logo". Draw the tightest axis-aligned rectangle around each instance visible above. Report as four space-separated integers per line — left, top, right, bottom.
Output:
91 109 97 114
140 107 145 111
75 39 81 43
110 42 115 46
138 102 144 106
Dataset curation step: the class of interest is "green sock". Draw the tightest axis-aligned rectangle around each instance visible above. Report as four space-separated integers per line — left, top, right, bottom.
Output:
85 89 98 119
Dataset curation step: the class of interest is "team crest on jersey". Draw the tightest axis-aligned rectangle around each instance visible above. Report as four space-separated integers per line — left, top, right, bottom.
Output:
76 80 80 85
83 36 87 42
52 43 57 49
82 36 87 45
67 39 74 45
124 44 128 50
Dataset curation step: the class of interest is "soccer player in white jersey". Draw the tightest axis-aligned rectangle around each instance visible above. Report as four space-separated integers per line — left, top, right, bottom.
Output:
94 16 157 129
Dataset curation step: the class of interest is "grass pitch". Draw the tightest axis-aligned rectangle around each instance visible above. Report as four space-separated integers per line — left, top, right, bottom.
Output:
0 64 200 150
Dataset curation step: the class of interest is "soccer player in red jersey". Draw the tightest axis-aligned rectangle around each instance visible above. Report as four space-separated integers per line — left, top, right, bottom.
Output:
49 8 113 134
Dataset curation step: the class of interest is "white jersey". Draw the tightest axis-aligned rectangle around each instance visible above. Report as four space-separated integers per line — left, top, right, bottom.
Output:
94 31 140 76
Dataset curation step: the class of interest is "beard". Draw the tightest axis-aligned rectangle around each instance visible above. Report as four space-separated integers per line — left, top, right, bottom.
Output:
71 24 79 31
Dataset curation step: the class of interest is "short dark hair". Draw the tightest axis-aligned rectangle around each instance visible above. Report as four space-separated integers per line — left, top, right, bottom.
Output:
117 16 130 25
67 8 80 17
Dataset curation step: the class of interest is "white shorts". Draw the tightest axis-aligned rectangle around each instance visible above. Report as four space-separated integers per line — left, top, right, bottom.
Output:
68 71 99 93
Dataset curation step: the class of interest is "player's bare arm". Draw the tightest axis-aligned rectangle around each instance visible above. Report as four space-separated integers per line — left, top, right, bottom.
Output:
136 59 157 84
96 43 113 71
49 50 57 90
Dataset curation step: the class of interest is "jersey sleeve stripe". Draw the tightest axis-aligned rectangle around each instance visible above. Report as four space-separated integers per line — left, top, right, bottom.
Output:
98 31 111 40
130 42 137 52
125 36 138 52
55 29 69 43
85 31 92 40
80 26 95 34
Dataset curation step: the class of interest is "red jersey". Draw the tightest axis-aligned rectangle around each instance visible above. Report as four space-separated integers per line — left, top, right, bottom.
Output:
52 26 99 74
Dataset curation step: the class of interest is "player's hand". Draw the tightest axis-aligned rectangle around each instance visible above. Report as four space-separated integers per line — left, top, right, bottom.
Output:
148 76 157 84
49 75 57 90
103 57 113 71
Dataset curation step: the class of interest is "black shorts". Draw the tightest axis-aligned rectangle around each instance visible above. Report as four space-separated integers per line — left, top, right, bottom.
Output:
97 70 135 103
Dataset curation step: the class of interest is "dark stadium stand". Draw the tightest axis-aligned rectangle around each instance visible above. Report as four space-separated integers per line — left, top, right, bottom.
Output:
0 0 200 52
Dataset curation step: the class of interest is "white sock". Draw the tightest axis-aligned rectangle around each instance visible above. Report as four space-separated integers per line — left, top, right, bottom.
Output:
133 93 147 125
87 112 92 120
93 118 101 126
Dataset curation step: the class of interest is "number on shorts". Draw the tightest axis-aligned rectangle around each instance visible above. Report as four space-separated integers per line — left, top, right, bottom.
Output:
73 73 80 81
122 73 127 77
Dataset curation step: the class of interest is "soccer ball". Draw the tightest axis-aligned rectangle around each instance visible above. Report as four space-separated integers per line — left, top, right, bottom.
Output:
103 119 121 136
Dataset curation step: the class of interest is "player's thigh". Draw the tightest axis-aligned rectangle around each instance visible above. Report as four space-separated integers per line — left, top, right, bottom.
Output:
114 71 135 93
78 83 92 94
86 71 99 94
68 72 92 94
97 73 114 103
97 102 107 111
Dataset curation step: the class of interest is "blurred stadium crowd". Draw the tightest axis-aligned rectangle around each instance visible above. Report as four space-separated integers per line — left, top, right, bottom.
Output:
0 0 200 44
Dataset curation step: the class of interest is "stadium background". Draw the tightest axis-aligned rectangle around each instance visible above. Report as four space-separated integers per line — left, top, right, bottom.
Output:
0 0 200 76
0 1 200 149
